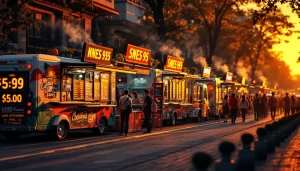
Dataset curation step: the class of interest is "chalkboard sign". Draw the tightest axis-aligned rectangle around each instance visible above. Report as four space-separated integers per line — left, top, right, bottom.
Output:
154 83 164 113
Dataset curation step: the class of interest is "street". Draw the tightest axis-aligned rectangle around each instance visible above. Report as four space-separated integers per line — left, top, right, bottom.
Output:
0 114 282 171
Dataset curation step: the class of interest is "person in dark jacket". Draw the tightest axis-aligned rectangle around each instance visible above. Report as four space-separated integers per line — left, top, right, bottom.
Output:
229 93 239 124
253 94 261 121
283 93 291 116
143 89 153 133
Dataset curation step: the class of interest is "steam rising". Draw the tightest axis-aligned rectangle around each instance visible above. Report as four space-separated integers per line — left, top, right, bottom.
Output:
212 56 229 73
63 23 92 45
236 61 250 79
159 40 182 57
192 47 208 66
256 70 267 81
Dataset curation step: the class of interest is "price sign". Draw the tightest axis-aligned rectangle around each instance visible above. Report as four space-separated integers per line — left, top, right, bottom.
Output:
125 44 151 66
0 71 28 125
164 56 184 72
82 43 113 65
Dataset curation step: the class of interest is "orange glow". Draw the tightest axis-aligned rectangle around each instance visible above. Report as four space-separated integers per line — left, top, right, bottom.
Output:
272 5 300 76
27 110 31 115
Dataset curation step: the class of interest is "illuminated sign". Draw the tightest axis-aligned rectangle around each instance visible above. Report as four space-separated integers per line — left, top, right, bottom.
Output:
202 67 211 78
241 77 246 85
125 44 151 66
124 66 150 75
225 72 233 82
0 72 28 125
164 56 184 72
82 43 113 65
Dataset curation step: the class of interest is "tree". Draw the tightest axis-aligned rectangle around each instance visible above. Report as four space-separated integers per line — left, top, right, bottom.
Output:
143 0 166 42
184 0 241 65
247 10 295 81
0 0 43 52
254 0 300 23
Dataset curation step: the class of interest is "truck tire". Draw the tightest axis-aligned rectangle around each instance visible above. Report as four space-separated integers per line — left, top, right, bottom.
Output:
98 118 107 135
54 121 68 140
170 113 176 126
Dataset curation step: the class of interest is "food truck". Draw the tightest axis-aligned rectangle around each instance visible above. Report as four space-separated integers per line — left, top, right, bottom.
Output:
119 55 209 126
198 75 222 119
0 43 138 140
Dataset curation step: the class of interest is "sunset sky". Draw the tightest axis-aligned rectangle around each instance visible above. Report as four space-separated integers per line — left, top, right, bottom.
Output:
273 5 300 76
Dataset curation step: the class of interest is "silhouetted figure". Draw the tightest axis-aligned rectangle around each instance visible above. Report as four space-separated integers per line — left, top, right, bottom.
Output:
254 128 268 161
192 152 213 171
215 141 236 171
229 93 239 124
265 124 275 153
269 92 277 120
253 94 261 121
283 93 291 116
237 133 255 171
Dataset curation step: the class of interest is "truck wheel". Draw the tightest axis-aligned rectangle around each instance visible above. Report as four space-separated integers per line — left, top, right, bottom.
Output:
170 113 176 126
98 118 107 135
197 111 201 122
4 133 20 141
54 121 68 140
205 114 209 121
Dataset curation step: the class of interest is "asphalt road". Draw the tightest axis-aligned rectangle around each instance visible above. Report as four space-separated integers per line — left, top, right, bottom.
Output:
0 114 283 171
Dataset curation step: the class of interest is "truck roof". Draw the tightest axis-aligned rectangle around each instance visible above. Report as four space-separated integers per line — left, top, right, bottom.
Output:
0 54 82 63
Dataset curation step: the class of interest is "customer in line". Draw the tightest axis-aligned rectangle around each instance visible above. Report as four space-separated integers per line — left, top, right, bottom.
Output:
119 90 132 136
239 95 249 122
229 93 239 124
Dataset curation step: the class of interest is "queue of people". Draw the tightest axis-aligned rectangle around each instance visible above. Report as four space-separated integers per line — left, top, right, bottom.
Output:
222 92 300 124
118 89 154 136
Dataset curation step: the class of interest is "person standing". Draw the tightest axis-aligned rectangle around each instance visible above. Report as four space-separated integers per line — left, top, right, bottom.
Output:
119 90 132 136
253 94 261 121
283 93 291 116
222 95 230 123
229 93 239 124
269 92 277 120
291 95 296 115
132 91 140 104
261 94 267 118
239 95 249 122
143 89 153 133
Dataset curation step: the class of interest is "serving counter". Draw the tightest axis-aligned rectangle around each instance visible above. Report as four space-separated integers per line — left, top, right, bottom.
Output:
117 105 143 133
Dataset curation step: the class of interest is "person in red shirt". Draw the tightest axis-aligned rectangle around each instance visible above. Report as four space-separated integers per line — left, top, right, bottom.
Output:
229 93 239 124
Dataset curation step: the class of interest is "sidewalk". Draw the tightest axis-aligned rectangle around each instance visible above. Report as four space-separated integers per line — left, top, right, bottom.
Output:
256 127 300 171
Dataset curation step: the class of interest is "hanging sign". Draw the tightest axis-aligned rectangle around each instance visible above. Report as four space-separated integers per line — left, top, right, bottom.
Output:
164 56 184 72
225 72 233 82
125 44 151 66
82 43 113 65
202 67 211 78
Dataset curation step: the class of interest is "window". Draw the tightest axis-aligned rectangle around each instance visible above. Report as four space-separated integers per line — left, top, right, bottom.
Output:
27 13 51 39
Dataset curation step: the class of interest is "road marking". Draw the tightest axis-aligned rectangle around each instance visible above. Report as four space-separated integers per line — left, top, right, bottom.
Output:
0 115 271 162
0 121 221 162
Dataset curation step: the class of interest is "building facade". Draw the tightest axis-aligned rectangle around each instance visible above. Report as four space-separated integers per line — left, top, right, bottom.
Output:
2 0 119 56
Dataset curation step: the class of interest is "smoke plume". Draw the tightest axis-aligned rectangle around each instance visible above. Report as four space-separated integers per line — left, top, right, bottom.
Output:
236 60 250 79
63 23 92 45
212 56 229 73
256 70 267 81
159 40 182 57
192 47 208 66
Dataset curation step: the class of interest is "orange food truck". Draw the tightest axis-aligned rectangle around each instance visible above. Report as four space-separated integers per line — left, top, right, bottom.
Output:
0 43 138 140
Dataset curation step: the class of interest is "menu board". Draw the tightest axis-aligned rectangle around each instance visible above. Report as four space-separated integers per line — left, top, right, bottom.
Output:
73 77 84 100
85 72 93 101
154 83 164 113
94 72 100 100
178 81 182 99
101 73 109 100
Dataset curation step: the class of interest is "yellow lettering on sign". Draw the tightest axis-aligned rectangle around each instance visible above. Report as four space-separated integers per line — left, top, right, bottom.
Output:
87 47 111 61
128 48 149 62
